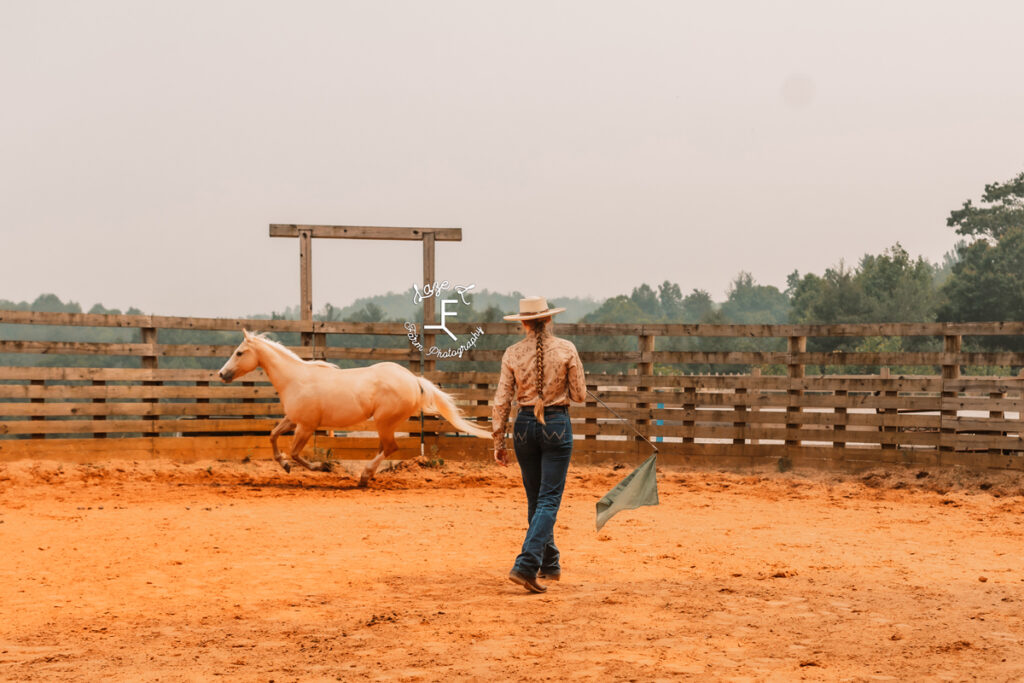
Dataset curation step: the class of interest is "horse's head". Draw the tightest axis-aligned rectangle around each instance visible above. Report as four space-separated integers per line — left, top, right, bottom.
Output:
218 329 260 383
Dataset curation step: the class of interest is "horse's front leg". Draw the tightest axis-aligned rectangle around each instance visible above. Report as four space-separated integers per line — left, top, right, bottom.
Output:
269 417 296 473
289 424 333 472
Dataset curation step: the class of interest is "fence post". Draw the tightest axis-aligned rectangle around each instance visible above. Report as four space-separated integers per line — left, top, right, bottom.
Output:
93 379 107 439
786 336 806 447
585 379 597 441
749 367 761 445
880 367 897 450
1018 368 1024 456
636 334 654 447
142 326 158 437
940 334 961 453
196 379 210 430
313 331 327 361
30 378 45 439
682 381 696 445
989 388 1005 455
833 385 847 449
734 374 748 445
476 381 490 432
242 380 256 421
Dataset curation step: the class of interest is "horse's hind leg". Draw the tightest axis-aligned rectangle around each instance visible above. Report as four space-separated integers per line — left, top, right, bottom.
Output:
359 428 399 487
289 424 333 472
269 417 296 473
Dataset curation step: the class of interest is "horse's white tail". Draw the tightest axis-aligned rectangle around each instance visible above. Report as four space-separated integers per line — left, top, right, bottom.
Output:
417 377 492 439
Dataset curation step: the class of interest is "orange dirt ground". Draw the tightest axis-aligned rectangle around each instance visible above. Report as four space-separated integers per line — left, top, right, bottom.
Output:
1 456 1024 682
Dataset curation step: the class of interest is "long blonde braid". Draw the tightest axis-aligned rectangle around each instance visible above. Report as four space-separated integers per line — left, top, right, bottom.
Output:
525 317 550 425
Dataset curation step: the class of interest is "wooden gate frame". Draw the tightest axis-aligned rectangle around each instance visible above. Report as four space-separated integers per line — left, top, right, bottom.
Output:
269 224 462 368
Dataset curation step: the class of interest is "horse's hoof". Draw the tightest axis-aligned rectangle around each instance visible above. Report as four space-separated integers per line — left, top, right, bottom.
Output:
358 476 369 488
317 461 333 473
281 461 292 474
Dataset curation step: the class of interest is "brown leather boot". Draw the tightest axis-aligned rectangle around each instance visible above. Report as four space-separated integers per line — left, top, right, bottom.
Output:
508 570 547 593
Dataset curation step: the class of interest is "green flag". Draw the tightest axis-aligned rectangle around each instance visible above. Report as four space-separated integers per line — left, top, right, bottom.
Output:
595 454 659 531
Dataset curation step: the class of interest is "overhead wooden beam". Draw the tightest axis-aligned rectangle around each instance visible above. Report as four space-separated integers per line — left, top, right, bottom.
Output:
269 225 462 241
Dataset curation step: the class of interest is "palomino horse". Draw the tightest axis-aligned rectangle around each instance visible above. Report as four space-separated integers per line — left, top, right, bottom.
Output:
217 330 491 486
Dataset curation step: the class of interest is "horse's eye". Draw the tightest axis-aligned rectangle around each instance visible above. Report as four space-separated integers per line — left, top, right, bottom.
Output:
235 351 243 357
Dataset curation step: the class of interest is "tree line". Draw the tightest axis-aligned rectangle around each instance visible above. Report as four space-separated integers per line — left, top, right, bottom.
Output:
3 171 1023 373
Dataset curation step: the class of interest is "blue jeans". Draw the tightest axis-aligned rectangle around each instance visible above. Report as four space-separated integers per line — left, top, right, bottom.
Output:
512 407 573 577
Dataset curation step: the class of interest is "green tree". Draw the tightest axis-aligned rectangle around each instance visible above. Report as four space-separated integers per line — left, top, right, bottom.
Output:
32 293 81 313
939 227 1024 322
657 281 683 320
581 295 658 324
345 302 388 323
629 283 661 318
857 244 938 322
789 245 938 325
680 289 714 323
789 262 872 324
940 171 1024 324
947 171 1024 241
718 272 789 324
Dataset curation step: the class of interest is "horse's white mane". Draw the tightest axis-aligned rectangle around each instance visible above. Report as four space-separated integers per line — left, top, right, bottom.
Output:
250 332 339 369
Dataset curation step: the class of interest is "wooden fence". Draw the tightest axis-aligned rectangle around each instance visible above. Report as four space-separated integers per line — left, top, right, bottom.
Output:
2 310 1024 472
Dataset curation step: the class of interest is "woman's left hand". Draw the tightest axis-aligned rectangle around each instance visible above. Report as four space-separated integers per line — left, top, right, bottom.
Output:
494 445 508 466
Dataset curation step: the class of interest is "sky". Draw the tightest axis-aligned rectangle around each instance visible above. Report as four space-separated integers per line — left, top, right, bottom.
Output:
2 1 1024 318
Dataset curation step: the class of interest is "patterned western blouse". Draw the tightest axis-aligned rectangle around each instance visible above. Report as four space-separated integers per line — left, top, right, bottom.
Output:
491 326 587 447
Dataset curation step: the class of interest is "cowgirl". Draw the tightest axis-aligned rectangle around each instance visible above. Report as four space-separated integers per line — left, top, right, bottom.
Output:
493 297 586 593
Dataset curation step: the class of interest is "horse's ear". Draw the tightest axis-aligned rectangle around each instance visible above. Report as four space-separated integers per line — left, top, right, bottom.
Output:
242 329 252 341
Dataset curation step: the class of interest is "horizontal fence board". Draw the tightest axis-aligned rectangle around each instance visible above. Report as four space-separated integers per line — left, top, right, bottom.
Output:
652 351 1024 366
0 367 251 383
586 392 942 411
944 378 1024 393
0 368 1005 395
433 385 939 404
0 340 422 361
3 433 1023 472
0 435 416 463
632 409 942 429
941 397 1024 412
945 417 1023 432
951 433 1024 450
493 407 942 428
796 376 944 392
468 402 943 420
1 402 947 427
6 310 1024 338
0 402 284 417
7 339 1024 368
570 422 943 446
0 385 282 400
0 417 472 437
0 418 277 436
593 387 906 405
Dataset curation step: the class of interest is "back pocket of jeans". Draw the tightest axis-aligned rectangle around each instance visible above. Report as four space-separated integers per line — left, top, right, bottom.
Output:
541 423 570 445
514 423 529 443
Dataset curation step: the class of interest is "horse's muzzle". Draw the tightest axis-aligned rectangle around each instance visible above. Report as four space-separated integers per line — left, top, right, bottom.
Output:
218 370 234 383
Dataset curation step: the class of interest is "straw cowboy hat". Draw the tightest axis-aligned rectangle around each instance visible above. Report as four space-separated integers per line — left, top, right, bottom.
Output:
503 296 566 321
